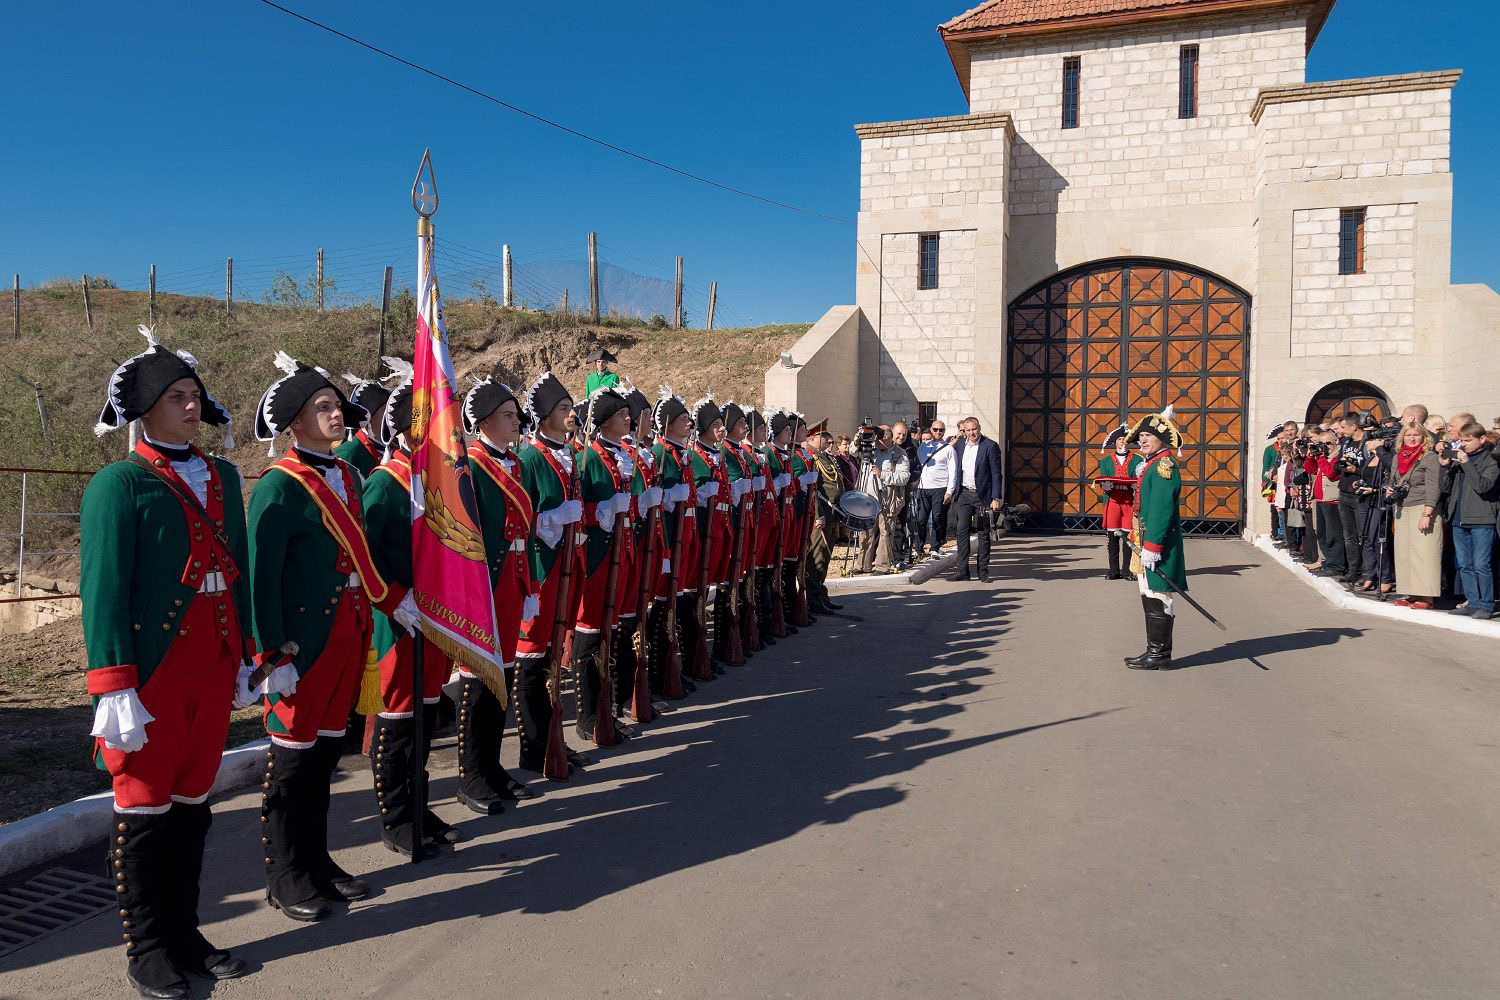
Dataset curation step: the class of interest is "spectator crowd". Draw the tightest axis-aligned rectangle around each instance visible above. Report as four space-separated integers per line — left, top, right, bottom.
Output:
1262 404 1500 620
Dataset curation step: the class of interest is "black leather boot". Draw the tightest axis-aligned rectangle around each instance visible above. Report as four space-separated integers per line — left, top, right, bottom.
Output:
112 811 188 999
164 803 245 981
571 630 603 741
613 618 638 718
677 593 713 682
456 675 507 815
1123 595 1155 667
262 745 332 921
418 703 465 845
514 654 554 771
1106 534 1122 579
371 716 433 858
309 736 369 901
711 591 733 665
755 570 774 641
1142 601 1174 670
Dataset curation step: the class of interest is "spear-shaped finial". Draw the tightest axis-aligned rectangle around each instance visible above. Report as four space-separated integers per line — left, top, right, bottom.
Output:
411 148 438 219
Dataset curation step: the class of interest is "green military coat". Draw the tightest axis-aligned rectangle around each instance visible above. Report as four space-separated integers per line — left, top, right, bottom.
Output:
80 443 250 695
334 429 383 479
1134 451 1188 593
518 435 574 579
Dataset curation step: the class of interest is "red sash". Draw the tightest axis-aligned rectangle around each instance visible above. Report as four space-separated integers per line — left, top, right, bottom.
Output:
377 450 413 492
468 444 535 533
532 436 575 500
355 428 382 463
271 454 390 603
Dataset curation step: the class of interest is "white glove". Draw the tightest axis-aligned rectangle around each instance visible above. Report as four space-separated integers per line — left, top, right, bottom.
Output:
393 591 420 635
91 689 154 753
555 498 583 525
233 662 257 709
799 470 819 487
752 476 766 491
522 593 540 623
661 558 671 574
697 482 719 506
597 503 617 534
1141 548 1162 571
641 485 663 511
669 483 692 503
774 473 792 491
261 662 300 698
616 451 635 480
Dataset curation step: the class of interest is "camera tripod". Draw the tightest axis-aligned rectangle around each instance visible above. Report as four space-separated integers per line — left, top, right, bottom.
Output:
1352 447 1396 600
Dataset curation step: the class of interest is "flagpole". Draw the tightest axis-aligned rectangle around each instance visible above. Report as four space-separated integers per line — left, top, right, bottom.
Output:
410 149 437 865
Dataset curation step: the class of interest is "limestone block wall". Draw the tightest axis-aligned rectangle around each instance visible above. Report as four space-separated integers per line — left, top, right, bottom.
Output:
1443 285 1500 420
965 13 1305 217
763 305 865 437
858 114 1010 213
875 230 978 425
1290 204 1416 357
1253 73 1459 190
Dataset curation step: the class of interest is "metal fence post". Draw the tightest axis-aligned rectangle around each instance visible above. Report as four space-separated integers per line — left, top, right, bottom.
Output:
16 472 27 594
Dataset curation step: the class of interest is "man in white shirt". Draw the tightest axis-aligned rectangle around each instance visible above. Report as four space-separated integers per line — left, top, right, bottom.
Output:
915 426 957 553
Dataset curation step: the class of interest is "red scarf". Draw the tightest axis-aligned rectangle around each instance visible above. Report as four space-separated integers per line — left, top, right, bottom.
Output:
1396 444 1423 477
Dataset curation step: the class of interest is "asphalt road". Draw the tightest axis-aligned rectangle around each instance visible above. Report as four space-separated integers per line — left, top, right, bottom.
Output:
3 536 1498 1000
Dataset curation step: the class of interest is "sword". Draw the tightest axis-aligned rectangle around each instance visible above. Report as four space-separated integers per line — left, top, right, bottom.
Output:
1121 538 1227 631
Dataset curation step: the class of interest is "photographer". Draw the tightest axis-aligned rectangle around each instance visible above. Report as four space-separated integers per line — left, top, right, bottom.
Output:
1353 416 1400 594
1439 420 1498 620
1334 413 1369 583
853 422 883 574
1309 428 1346 576
889 422 918 565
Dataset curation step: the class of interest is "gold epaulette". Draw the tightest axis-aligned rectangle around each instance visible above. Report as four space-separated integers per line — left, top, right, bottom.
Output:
1157 457 1174 479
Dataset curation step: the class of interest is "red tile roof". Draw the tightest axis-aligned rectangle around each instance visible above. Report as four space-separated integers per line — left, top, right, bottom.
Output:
943 0 1222 34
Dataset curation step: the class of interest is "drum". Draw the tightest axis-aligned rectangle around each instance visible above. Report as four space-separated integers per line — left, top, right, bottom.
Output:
835 490 879 532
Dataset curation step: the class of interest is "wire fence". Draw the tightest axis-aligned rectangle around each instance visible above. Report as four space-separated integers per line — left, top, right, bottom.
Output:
13 236 746 329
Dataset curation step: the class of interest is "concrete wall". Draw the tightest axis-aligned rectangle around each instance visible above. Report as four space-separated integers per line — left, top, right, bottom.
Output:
855 113 1011 438
763 304 865 436
1291 203 1417 358
968 13 1305 218
1444 285 1500 421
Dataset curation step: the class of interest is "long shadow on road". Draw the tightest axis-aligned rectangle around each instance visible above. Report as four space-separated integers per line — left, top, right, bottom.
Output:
217 585 1117 968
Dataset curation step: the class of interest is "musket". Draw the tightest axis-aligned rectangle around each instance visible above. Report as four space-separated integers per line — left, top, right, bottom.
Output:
689 456 717 682
1121 537 1227 631
791 451 816 628
590 481 625 748
629 489 660 722
660 472 687 699
720 454 748 665
739 447 762 654
769 454 790 638
543 453 581 781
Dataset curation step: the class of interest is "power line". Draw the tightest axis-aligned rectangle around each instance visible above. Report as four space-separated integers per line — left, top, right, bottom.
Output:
254 0 853 226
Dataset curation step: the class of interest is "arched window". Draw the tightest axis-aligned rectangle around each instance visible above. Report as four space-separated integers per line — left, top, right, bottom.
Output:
1305 380 1390 426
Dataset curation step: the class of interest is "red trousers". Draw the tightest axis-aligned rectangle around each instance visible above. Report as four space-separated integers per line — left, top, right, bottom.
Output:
703 503 732 584
377 632 453 715
517 543 582 657
756 494 780 569
265 590 370 747
1102 491 1135 531
779 494 802 562
101 599 238 811
575 524 638 632
659 507 701 596
492 549 531 665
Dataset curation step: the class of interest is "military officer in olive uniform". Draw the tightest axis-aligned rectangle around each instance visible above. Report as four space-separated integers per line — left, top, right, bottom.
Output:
1124 405 1188 671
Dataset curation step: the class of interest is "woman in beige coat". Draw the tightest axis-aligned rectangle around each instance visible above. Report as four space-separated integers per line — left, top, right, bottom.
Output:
1391 423 1443 609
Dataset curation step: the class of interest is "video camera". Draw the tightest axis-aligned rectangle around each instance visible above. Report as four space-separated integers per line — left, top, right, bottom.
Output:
1362 413 1403 444
854 417 879 463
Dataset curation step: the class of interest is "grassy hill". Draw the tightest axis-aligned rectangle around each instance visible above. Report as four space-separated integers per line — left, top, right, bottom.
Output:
1 285 808 576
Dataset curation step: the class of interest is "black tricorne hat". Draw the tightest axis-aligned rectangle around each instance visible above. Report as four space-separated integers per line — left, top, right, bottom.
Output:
462 375 521 435
341 370 394 426
254 351 366 451
380 357 416 441
653 387 688 436
769 408 795 437
522 370 573 429
690 394 722 434
94 326 233 439
720 402 749 435
1127 405 1183 451
747 408 768 433
623 384 651 425
583 386 630 435
1265 424 1284 441
585 348 618 364
1101 423 1131 453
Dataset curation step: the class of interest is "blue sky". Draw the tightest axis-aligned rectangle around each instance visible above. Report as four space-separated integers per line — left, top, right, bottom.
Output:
4 0 1496 324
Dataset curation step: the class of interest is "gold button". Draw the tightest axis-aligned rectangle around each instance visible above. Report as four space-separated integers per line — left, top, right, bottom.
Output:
173 599 183 607
192 560 202 568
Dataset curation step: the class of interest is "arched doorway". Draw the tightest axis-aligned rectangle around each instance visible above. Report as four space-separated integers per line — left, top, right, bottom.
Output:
1006 258 1250 535
1305 380 1389 426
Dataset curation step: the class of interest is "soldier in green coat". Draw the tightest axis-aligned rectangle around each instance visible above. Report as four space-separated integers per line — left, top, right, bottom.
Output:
81 329 250 998
332 367 394 477
1124 406 1188 671
249 352 400 918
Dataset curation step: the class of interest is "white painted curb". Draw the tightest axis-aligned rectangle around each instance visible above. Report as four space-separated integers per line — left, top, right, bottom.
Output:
1252 535 1500 639
0 737 271 879
825 533 971 590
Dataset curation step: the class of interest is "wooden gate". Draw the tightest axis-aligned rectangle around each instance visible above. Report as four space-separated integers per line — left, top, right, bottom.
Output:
1006 259 1250 535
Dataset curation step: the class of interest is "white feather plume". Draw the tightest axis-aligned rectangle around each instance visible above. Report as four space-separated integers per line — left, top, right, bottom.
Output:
174 349 198 368
341 373 364 387
381 356 414 383
1162 404 1175 421
272 350 299 376
137 324 158 348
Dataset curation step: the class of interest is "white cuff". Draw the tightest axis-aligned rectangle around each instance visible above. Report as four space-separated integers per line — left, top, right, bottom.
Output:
522 593 540 623
393 591 419 634
261 662 300 698
641 486 663 511
91 690 154 753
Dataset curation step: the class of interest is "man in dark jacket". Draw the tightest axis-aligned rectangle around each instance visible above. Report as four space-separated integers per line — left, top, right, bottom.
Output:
944 417 1003 582
1440 421 1499 620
